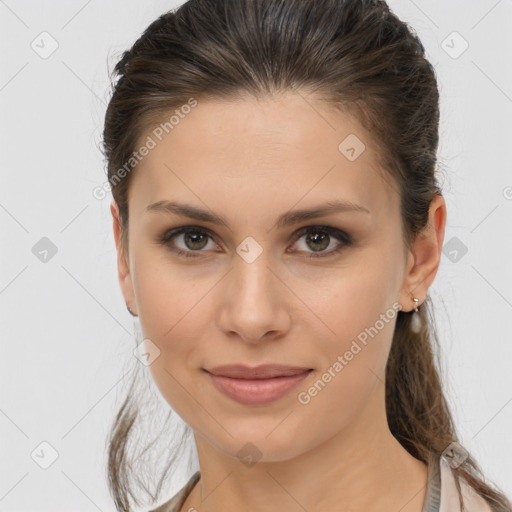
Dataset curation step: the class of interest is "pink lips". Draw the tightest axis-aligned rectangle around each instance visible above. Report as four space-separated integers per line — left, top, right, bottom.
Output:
205 364 312 405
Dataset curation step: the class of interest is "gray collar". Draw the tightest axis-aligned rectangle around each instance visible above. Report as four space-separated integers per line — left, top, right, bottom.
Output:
422 452 442 512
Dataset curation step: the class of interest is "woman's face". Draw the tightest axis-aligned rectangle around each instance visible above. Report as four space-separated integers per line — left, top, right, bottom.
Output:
113 91 419 462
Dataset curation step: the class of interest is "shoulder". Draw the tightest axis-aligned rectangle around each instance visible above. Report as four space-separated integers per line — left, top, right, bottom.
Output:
439 457 493 512
146 471 201 512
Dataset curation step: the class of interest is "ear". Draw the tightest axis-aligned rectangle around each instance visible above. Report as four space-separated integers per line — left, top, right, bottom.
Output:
398 194 447 312
110 199 138 316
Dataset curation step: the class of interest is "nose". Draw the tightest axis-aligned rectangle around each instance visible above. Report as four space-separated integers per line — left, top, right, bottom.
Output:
215 250 292 344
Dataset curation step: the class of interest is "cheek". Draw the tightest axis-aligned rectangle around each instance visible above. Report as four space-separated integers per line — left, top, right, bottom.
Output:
293 249 398 345
291 256 399 418
130 256 204 410
293 305 396 448
132 244 208 335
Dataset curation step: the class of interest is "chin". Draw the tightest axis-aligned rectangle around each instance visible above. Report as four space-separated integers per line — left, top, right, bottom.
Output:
199 418 315 465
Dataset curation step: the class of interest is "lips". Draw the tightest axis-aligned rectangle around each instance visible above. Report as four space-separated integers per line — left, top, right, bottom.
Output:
205 364 313 379
204 364 313 405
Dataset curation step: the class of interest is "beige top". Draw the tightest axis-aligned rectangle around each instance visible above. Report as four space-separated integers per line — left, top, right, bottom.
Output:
147 454 493 512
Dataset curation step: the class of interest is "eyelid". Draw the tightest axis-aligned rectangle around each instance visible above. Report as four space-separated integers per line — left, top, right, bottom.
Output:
291 225 352 245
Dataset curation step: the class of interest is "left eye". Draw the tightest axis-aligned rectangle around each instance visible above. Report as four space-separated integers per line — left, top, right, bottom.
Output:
290 226 353 258
158 225 352 259
288 226 353 258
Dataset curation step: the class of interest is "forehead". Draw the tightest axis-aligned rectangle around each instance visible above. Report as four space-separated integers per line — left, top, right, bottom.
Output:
128 92 399 223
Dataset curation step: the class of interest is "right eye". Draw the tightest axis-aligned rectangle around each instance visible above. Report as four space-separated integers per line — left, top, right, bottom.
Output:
158 226 218 258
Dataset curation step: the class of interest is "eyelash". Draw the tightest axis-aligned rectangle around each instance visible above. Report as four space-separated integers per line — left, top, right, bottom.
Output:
157 225 353 260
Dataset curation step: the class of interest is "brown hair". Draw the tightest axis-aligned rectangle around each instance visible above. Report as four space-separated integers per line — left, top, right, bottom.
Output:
101 0 511 511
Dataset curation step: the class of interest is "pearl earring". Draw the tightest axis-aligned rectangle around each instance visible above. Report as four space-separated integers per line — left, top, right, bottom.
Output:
410 297 422 333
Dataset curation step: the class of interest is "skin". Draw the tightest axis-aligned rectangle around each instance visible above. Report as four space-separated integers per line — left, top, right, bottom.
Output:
111 91 446 512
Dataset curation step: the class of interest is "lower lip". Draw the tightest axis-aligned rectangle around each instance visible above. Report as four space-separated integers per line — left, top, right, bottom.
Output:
206 371 311 405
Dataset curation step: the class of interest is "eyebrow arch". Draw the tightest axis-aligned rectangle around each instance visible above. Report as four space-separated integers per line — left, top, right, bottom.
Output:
144 199 370 229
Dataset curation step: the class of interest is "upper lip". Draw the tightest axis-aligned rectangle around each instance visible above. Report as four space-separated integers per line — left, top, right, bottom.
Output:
205 364 313 379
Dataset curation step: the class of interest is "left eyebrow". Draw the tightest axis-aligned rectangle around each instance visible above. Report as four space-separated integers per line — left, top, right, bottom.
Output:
144 199 370 229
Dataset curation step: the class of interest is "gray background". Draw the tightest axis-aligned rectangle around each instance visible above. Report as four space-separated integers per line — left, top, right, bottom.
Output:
1 0 511 510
